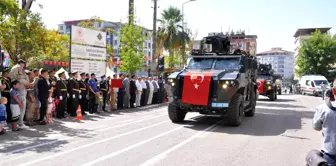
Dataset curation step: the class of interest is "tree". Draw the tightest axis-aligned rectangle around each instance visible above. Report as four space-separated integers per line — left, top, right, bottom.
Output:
0 0 45 64
158 6 183 68
295 30 336 77
119 14 146 73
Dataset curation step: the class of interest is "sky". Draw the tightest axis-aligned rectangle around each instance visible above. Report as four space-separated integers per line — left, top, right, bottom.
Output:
30 0 336 53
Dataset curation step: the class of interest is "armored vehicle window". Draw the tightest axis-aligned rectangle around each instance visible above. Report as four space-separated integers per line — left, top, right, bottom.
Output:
188 58 214 69
258 75 272 80
214 58 240 70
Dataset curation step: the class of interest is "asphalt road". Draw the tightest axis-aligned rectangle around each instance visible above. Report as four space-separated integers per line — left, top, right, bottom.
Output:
0 94 325 166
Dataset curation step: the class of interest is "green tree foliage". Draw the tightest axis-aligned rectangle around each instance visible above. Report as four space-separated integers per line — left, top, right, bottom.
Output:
0 0 45 64
158 6 191 68
296 30 336 76
119 14 146 73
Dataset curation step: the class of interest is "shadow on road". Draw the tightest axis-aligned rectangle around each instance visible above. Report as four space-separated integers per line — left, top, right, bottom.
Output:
113 103 168 115
0 119 96 154
183 107 315 137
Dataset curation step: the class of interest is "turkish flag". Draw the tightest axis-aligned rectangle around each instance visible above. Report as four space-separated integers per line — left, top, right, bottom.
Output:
257 80 265 94
182 72 214 106
111 79 123 88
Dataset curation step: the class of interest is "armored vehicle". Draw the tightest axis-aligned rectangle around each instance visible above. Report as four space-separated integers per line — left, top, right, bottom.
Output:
257 64 277 101
167 34 258 127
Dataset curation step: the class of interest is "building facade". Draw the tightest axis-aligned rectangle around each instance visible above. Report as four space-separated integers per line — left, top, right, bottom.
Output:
192 32 258 55
257 47 295 78
293 27 331 79
58 19 153 73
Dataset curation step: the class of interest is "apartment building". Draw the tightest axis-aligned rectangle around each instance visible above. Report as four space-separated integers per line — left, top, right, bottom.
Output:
192 32 258 55
257 47 295 78
58 19 153 72
293 27 332 79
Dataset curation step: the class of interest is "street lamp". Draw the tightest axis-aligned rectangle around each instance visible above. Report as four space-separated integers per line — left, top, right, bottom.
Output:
181 0 196 67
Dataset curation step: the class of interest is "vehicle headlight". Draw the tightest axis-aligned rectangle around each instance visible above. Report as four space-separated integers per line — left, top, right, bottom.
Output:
220 80 235 89
266 81 271 84
168 79 176 86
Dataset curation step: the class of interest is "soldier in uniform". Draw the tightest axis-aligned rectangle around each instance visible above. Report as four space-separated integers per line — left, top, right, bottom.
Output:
55 72 68 118
0 68 11 124
67 71 80 116
99 75 108 112
66 72 73 115
79 72 88 115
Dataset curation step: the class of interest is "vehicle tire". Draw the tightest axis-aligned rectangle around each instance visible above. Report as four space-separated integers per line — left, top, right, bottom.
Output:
245 90 256 117
278 89 282 95
168 103 186 123
269 90 276 101
227 93 243 127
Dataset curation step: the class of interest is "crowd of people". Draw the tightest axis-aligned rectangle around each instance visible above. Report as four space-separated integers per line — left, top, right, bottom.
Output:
0 60 169 135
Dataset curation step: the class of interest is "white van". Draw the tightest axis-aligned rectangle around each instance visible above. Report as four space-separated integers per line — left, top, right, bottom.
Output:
299 75 329 96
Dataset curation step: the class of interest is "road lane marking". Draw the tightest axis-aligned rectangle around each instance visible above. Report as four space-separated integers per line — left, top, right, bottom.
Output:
1 114 165 158
139 120 224 166
256 105 303 110
97 114 166 132
17 121 170 166
81 117 215 166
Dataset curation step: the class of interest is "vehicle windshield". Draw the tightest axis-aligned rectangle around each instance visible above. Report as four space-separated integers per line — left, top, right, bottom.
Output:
187 57 240 70
214 58 240 70
258 75 272 80
187 58 214 69
314 80 328 86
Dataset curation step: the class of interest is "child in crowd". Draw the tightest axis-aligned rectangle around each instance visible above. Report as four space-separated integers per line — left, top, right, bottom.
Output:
47 89 55 124
10 80 22 131
0 97 8 135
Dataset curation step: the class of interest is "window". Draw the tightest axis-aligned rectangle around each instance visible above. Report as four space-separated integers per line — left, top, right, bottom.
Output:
188 58 214 70
214 58 240 70
59 26 63 30
114 40 118 45
306 80 310 86
148 51 151 56
148 43 151 48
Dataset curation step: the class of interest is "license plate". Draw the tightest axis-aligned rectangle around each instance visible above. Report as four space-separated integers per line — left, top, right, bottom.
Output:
211 103 228 108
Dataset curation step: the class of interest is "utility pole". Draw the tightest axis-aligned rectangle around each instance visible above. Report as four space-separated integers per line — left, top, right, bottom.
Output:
151 0 158 73
128 0 134 24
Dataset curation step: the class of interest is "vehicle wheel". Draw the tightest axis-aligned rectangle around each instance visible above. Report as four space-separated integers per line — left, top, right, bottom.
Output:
269 90 276 101
245 90 256 117
168 103 186 123
278 89 282 95
227 93 243 127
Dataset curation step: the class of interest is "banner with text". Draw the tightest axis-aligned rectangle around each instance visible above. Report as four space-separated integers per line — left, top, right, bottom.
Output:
71 25 107 47
70 25 107 79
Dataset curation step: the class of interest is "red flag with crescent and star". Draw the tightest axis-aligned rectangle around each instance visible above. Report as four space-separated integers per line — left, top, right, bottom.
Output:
182 72 214 106
257 79 265 94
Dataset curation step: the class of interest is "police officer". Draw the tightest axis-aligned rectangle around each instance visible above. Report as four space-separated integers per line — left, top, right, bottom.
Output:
55 72 68 118
99 75 108 112
313 89 336 165
67 71 80 116
79 72 88 115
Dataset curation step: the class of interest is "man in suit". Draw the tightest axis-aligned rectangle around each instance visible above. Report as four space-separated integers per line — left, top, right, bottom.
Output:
144 77 150 105
55 72 68 118
37 69 50 125
147 77 154 105
152 76 159 104
129 75 137 108
99 75 108 112
123 74 130 109
158 76 165 103
117 74 125 109
140 76 147 106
